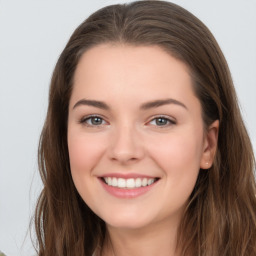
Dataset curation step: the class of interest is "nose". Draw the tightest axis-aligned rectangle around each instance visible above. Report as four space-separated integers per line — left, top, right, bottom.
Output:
107 124 145 165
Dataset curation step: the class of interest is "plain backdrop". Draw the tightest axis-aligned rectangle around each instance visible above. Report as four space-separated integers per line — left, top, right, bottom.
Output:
0 0 255 255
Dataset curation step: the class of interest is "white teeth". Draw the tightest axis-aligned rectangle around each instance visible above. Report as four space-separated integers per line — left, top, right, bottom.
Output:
118 178 126 188
142 178 148 186
103 177 157 189
135 178 142 187
126 178 135 188
112 177 118 187
148 178 154 185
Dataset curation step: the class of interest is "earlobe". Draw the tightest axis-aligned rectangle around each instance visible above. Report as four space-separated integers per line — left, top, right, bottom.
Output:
200 120 219 169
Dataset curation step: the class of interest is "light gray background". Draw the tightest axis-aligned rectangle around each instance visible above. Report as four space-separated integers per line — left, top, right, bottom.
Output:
0 0 255 255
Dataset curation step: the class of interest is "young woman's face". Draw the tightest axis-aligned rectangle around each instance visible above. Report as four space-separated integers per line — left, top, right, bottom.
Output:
68 44 215 230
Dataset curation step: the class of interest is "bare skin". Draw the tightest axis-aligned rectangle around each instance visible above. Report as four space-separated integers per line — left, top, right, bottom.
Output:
68 44 219 256
103 218 181 256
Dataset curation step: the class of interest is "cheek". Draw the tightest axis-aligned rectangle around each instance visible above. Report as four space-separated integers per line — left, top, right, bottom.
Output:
148 129 204 198
154 133 203 208
67 131 108 210
67 131 106 179
150 131 203 169
173 137 202 168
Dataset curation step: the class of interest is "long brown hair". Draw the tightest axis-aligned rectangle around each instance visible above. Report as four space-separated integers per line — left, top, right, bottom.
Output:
34 1 256 255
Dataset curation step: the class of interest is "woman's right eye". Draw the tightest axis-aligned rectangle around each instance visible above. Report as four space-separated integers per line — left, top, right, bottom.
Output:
80 116 107 127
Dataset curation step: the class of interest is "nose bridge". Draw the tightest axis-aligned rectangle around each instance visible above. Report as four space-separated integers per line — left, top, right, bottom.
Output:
108 121 144 163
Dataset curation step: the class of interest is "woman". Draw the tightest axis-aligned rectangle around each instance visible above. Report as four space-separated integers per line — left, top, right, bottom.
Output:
34 1 256 255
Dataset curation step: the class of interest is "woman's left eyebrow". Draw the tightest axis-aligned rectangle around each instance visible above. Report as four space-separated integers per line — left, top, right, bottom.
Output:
140 98 188 110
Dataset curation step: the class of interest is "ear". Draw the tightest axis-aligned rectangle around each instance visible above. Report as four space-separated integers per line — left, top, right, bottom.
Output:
200 120 219 169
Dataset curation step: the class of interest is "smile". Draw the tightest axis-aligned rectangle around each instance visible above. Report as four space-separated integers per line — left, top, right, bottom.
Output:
102 177 158 189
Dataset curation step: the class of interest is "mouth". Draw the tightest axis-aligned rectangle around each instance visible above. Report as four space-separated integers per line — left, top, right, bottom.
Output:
101 177 160 189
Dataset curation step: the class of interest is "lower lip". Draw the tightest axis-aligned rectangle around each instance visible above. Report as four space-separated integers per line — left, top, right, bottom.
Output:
99 178 159 198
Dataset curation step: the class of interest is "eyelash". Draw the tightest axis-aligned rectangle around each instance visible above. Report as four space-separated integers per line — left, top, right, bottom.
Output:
79 115 107 127
148 115 176 127
79 115 176 128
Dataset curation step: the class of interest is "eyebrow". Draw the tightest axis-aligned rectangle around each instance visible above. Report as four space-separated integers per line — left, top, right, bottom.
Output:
72 98 187 111
140 98 187 110
73 99 110 110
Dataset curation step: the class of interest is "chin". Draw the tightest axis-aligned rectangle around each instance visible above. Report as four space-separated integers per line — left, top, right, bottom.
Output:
106 219 150 230
101 210 156 230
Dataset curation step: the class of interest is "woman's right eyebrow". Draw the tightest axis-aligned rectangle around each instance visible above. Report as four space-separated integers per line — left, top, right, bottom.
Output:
72 99 110 110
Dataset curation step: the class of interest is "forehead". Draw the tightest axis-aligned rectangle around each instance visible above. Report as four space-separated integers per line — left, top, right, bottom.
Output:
71 44 199 111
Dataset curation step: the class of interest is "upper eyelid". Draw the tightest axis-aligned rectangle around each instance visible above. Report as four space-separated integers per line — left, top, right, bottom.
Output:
78 114 176 125
79 114 108 125
148 115 176 123
81 114 107 120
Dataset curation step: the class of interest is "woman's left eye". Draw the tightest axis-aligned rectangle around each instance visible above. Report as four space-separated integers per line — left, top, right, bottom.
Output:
149 116 176 127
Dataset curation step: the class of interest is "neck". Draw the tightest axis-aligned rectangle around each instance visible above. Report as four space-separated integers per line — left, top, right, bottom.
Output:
103 219 181 256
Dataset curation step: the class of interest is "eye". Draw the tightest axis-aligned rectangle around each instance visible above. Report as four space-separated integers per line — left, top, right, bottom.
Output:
149 116 176 127
80 115 107 127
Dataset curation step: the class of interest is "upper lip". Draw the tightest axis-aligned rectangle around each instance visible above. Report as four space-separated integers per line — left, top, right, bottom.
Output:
98 173 160 179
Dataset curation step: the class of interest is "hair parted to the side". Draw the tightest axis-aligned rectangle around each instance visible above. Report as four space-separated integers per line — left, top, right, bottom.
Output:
34 1 256 255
